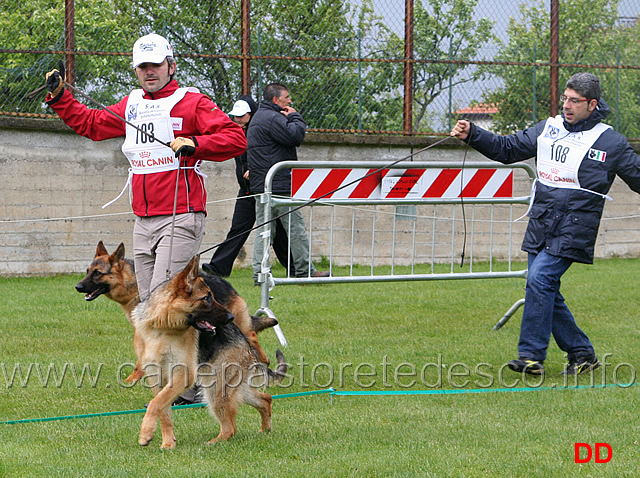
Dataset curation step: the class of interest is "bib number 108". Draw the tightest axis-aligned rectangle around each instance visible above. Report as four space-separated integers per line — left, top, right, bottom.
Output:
550 144 569 163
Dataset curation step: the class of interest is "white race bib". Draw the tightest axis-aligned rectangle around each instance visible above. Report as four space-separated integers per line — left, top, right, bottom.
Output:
121 88 190 174
537 116 610 190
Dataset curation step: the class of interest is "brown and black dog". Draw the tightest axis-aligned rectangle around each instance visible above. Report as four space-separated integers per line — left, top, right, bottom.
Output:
75 241 276 383
134 255 287 449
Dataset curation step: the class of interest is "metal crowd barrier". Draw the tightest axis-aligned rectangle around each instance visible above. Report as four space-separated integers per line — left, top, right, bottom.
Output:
253 161 536 346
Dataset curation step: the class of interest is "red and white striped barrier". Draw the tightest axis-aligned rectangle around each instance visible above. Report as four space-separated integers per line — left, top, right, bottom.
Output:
291 168 513 200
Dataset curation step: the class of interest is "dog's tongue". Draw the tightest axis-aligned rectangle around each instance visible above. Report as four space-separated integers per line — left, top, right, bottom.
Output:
197 321 216 333
84 291 99 301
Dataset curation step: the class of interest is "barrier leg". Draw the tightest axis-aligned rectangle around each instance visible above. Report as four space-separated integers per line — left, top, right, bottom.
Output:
493 298 525 330
255 304 288 347
272 323 288 347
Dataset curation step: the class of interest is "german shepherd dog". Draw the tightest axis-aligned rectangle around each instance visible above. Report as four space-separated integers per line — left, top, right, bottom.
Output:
134 255 287 449
75 241 276 383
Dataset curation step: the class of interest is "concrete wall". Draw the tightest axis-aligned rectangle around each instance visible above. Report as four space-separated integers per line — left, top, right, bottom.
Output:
3 116 640 275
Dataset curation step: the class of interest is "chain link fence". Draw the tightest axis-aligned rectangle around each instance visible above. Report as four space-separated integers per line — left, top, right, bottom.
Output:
1 0 640 137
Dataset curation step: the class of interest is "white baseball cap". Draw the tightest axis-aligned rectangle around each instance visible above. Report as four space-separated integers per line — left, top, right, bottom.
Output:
132 33 173 68
227 100 251 117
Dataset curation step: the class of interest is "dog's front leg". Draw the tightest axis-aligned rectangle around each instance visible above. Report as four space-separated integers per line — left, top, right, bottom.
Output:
139 387 181 448
124 329 144 383
138 384 163 447
125 331 146 383
125 366 145 383
138 386 177 448
158 406 176 449
139 375 193 448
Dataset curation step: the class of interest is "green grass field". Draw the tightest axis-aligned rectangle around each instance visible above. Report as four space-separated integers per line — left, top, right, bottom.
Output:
1 259 639 477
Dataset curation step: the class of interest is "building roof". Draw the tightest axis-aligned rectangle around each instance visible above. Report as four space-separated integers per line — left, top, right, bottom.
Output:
455 103 499 115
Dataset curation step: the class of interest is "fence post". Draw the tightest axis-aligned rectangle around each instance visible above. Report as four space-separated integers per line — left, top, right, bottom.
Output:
241 0 251 95
403 0 414 135
64 0 76 86
448 37 453 131
358 29 363 131
616 48 620 132
549 0 560 117
256 23 263 95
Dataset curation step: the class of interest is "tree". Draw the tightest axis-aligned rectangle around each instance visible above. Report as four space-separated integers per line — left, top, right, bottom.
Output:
0 0 378 129
248 0 383 131
0 0 498 134
360 0 496 132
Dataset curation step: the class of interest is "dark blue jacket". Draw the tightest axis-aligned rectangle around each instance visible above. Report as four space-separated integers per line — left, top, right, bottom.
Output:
246 101 306 194
466 99 640 263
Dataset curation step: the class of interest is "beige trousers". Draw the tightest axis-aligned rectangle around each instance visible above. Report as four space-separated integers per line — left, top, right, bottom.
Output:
133 212 205 300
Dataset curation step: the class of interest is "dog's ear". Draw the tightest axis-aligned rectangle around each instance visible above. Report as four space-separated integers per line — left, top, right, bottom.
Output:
176 255 201 292
109 243 125 267
113 243 126 262
95 241 108 258
187 255 200 284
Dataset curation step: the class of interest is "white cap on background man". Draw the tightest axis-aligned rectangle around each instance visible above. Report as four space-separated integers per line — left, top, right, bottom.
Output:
227 100 251 117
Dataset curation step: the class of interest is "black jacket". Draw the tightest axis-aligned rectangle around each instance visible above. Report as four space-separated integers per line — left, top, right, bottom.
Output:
246 101 307 194
466 99 640 263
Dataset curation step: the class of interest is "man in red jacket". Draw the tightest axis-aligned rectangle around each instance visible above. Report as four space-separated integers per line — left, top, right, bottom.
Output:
45 33 246 300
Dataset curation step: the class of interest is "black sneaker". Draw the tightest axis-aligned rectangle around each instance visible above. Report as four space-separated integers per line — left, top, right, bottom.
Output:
172 385 204 405
507 357 545 375
144 387 204 408
560 355 600 375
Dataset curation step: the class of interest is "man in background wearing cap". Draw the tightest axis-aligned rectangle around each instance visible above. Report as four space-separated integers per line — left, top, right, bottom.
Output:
44 33 246 301
202 95 295 278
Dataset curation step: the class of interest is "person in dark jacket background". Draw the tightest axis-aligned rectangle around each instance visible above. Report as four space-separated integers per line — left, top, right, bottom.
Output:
451 72 640 376
247 82 329 283
202 95 295 277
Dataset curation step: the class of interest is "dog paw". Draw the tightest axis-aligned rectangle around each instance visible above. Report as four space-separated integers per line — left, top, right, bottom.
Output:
138 436 152 446
125 369 145 383
160 439 176 450
207 433 233 444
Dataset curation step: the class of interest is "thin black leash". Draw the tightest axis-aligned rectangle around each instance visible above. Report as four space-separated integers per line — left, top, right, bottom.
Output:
198 135 455 257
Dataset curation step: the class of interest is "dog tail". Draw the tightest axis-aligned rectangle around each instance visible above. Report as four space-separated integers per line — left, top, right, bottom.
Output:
251 314 278 333
266 348 288 386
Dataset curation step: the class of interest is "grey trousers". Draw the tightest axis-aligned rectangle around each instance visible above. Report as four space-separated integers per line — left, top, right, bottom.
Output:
133 212 205 300
253 200 316 279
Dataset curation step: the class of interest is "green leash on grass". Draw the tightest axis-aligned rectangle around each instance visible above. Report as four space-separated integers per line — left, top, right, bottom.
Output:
3 384 636 425
0 389 335 425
